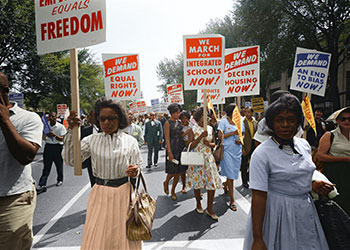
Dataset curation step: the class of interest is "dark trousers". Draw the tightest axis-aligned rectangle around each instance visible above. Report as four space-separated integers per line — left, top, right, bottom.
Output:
39 144 63 186
147 142 159 166
241 154 250 185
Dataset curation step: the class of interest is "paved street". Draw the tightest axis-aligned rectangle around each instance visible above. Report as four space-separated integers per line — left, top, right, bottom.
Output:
31 144 252 250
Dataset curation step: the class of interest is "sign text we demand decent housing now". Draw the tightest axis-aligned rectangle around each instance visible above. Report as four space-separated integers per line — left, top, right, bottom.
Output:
224 46 260 97
35 0 106 55
290 47 331 97
102 54 141 101
183 34 225 90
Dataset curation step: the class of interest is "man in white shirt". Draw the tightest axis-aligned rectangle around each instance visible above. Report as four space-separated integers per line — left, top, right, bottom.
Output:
0 72 43 250
37 112 66 193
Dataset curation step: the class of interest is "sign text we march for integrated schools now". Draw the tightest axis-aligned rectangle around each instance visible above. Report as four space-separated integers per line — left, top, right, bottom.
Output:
35 0 106 55
225 46 260 97
184 35 225 90
290 47 331 97
103 54 141 101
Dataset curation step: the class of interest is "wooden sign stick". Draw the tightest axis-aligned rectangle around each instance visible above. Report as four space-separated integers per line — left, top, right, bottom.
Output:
203 89 208 131
69 49 82 176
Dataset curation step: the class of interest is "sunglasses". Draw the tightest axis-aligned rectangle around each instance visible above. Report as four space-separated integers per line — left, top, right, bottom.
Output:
98 115 118 122
338 116 350 122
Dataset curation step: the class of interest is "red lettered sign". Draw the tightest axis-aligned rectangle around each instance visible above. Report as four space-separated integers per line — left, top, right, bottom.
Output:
183 34 225 90
35 0 106 55
102 54 141 101
224 46 260 97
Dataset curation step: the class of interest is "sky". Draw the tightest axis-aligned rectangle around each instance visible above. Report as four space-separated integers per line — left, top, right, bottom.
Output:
89 0 235 106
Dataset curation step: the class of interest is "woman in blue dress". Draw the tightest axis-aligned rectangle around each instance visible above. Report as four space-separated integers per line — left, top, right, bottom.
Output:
218 103 244 211
243 94 332 250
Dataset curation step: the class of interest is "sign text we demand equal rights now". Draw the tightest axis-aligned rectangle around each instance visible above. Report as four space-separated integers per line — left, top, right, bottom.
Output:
290 48 331 97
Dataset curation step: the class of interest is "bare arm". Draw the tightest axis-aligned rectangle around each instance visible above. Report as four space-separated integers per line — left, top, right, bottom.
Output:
164 121 174 161
0 104 39 165
251 189 268 250
317 132 350 163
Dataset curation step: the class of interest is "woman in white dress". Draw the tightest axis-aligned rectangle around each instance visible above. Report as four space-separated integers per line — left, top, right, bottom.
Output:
243 94 333 250
63 98 142 250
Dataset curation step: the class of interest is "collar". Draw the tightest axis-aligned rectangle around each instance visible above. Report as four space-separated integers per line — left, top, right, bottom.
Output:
102 129 123 137
8 102 18 115
272 136 301 155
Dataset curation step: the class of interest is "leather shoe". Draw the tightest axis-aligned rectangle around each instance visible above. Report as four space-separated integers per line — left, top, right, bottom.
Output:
56 181 63 186
206 210 219 221
36 186 47 193
146 165 151 169
196 208 204 214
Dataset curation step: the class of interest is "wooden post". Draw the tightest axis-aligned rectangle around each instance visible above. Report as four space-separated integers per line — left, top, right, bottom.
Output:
69 49 82 176
203 89 208 131
237 96 241 113
303 93 312 139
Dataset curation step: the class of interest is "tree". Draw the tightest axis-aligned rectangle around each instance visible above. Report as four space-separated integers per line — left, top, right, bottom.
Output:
0 0 105 112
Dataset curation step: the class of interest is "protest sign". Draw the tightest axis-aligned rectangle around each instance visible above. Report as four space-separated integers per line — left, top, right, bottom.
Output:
102 54 141 101
136 101 147 114
197 88 225 104
151 99 160 113
129 101 139 115
301 95 317 136
183 34 225 90
167 84 184 104
57 104 68 116
251 97 265 113
35 0 106 55
232 106 243 144
225 46 260 97
160 102 169 113
290 47 331 97
9 93 24 108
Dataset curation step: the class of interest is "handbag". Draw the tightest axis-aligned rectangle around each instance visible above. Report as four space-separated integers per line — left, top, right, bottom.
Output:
314 197 350 250
180 142 205 166
126 172 156 241
213 133 224 162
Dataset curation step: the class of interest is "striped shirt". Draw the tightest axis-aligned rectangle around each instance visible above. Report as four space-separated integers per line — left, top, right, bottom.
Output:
62 130 143 179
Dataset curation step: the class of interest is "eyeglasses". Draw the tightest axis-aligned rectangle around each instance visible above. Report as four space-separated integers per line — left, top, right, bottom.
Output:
338 116 350 122
98 115 118 122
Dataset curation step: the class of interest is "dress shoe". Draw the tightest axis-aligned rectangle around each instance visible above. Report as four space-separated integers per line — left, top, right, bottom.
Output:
146 165 151 169
36 186 47 193
206 210 219 221
171 193 177 200
196 208 204 214
56 181 63 186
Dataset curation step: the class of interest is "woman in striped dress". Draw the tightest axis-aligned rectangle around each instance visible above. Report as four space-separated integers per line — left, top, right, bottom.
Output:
63 98 143 250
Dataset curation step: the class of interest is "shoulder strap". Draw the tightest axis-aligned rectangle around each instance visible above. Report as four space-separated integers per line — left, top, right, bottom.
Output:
329 131 334 147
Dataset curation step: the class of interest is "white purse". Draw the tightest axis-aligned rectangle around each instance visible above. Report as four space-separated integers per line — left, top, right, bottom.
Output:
180 143 205 166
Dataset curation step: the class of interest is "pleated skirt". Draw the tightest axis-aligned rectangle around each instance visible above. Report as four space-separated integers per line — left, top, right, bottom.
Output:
81 182 142 250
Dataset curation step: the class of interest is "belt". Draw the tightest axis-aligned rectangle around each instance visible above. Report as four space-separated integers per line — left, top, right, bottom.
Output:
95 177 136 187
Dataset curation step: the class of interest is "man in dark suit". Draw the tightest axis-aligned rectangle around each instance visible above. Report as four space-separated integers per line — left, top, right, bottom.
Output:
144 112 163 168
241 107 258 188
81 111 99 187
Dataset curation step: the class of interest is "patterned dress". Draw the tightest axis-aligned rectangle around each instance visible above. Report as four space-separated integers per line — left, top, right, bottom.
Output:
186 124 222 190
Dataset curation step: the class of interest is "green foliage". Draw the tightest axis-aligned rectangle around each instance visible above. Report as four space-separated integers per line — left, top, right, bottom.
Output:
0 0 105 112
157 0 350 109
